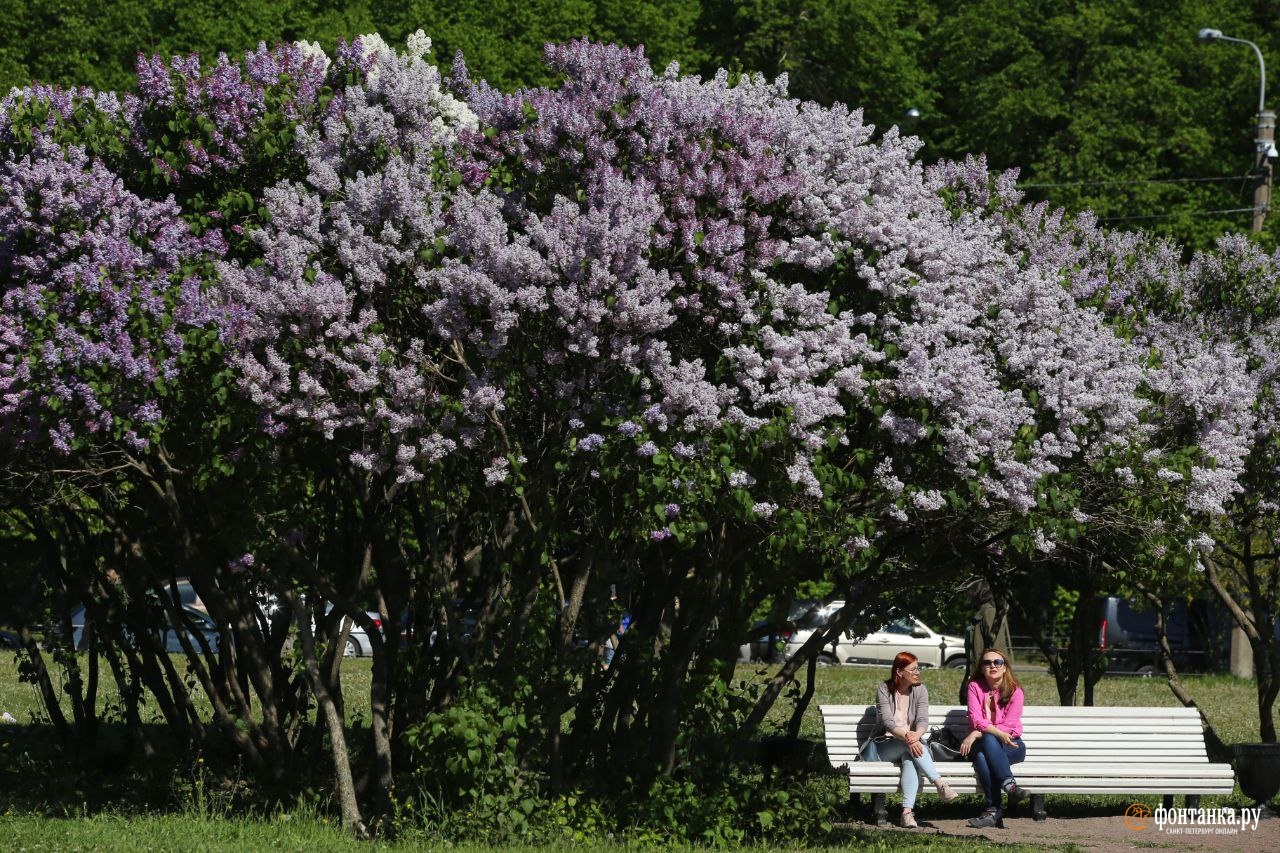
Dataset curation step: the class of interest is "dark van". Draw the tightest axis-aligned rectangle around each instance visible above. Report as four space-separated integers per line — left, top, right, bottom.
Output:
1098 596 1226 674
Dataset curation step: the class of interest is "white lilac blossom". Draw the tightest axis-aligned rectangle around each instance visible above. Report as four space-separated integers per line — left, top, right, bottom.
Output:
910 490 947 512
1031 529 1056 554
483 457 510 486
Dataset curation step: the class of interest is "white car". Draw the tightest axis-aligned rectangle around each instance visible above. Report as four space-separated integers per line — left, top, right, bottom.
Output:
784 601 967 669
322 603 383 658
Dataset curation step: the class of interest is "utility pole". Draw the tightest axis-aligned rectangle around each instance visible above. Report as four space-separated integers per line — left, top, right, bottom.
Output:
1252 109 1275 233
1198 28 1272 678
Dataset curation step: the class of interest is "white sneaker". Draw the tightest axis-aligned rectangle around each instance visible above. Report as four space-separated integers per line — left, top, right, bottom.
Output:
900 808 918 828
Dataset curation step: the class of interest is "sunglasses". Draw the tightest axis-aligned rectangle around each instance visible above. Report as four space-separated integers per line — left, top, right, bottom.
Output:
900 666 921 674
981 659 1006 667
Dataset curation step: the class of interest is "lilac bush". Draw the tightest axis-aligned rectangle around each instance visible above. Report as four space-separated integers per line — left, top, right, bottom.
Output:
218 37 1174 553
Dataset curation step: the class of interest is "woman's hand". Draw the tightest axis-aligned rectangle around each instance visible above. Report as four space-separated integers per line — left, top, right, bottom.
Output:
959 731 980 757
904 730 923 757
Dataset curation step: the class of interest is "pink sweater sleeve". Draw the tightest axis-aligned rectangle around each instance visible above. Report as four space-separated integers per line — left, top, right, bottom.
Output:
1003 687 1025 737
966 680 991 732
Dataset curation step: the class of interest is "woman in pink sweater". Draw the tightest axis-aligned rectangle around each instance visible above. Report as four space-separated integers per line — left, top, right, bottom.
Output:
959 648 1027 828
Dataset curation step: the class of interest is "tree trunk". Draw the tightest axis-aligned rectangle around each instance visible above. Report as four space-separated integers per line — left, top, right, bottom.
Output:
16 626 72 745
548 563 590 794
787 653 819 741
737 590 865 742
1140 588 1230 760
289 592 367 837
1203 554 1276 742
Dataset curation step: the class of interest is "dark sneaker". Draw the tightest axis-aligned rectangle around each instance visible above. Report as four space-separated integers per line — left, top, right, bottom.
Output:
1002 779 1026 805
967 809 1004 828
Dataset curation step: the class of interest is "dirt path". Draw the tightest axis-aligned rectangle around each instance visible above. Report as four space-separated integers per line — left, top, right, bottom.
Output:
849 806 1279 851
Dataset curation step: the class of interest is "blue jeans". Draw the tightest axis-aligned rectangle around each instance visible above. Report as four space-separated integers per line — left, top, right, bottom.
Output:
864 737 943 809
970 733 1026 813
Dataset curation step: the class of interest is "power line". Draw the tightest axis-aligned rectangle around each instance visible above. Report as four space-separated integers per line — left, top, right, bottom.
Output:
1098 206 1262 224
1019 175 1253 189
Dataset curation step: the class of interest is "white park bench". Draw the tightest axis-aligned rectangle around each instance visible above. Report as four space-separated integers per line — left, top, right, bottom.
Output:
820 704 1235 825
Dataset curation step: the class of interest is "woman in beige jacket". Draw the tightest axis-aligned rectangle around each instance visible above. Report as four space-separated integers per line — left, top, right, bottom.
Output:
865 651 959 827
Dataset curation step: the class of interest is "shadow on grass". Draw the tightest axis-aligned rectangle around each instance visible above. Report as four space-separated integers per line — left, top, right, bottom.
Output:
0 718 348 817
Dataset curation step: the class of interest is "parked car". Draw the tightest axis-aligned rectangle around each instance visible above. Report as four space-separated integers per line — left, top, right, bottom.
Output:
0 629 20 649
66 603 222 654
783 601 967 668
738 599 825 662
322 604 384 658
1097 596 1226 675
163 579 205 613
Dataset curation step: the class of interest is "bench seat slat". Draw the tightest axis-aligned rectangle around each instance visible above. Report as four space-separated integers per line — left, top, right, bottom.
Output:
844 763 1233 778
832 756 1214 766
842 783 1236 795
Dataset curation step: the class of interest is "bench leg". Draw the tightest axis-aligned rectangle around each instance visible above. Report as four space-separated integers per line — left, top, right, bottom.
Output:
1163 795 1174 811
1031 794 1047 822
1186 795 1201 809
872 793 888 827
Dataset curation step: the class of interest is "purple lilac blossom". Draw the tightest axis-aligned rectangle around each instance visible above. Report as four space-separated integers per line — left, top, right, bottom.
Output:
0 141 213 452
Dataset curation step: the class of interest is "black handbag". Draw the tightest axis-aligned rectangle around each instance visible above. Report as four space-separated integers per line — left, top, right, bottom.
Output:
927 725 963 762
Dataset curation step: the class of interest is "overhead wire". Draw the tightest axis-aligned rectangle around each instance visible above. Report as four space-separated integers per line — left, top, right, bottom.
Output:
1018 175 1253 189
1098 206 1262 224
1016 174 1264 225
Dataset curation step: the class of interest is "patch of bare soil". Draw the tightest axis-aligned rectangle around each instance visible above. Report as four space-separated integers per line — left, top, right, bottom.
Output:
855 806 1279 852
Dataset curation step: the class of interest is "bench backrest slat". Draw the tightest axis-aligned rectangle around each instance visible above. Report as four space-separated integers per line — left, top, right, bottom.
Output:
819 704 1213 770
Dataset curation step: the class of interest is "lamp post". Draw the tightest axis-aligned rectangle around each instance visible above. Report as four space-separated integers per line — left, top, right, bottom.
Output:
1198 28 1276 234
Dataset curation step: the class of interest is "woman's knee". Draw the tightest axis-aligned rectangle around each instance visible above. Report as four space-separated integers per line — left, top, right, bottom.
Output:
977 734 1007 756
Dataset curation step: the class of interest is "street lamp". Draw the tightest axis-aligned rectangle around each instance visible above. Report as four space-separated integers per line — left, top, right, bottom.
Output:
1198 27 1277 233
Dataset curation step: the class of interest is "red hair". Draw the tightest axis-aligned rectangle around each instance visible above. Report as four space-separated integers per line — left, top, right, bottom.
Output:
884 651 919 685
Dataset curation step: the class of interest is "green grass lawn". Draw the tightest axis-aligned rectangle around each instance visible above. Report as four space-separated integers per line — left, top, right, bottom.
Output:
0 650 1269 849
0 812 1070 852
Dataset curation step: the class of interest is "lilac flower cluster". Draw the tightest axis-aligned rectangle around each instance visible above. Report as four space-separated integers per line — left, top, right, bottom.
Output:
129 42 328 179
0 141 214 452
215 34 483 482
